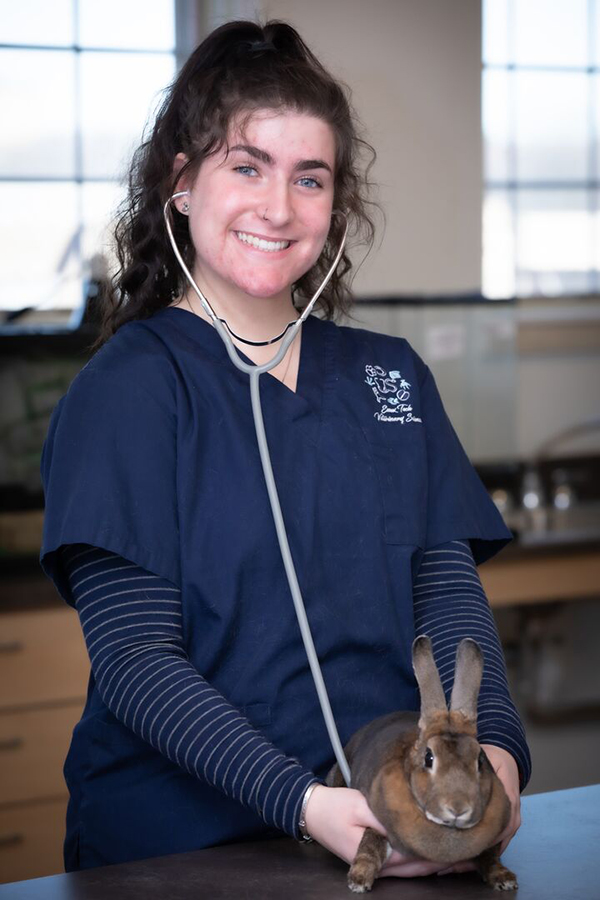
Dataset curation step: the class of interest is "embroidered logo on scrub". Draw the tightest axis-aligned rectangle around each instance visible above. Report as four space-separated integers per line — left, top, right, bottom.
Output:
364 365 423 424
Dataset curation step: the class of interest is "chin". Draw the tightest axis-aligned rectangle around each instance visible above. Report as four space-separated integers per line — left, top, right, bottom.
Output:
235 277 292 300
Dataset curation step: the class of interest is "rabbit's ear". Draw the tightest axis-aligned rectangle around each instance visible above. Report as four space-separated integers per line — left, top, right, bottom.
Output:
412 636 447 719
449 638 483 719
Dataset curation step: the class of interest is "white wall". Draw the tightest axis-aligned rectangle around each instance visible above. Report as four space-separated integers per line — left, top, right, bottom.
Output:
204 0 483 295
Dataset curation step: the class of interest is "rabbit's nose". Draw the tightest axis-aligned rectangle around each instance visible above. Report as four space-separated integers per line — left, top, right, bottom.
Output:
442 804 474 825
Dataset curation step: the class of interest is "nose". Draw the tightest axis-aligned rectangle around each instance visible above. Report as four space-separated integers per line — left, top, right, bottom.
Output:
260 178 294 228
442 803 474 825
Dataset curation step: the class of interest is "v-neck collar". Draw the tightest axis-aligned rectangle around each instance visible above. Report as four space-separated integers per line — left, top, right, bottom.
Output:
152 306 332 418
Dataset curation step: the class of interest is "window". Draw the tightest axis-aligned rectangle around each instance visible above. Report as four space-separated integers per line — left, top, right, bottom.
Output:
0 0 176 316
482 0 600 297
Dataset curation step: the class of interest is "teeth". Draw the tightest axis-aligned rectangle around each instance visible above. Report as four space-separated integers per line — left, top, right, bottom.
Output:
235 232 291 252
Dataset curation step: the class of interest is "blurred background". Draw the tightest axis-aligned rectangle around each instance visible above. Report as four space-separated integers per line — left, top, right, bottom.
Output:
1 0 599 883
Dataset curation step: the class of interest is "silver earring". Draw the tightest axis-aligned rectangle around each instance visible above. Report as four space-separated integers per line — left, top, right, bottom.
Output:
182 200 189 213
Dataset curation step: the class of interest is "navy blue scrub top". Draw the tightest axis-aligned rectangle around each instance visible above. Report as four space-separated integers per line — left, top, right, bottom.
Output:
40 307 512 867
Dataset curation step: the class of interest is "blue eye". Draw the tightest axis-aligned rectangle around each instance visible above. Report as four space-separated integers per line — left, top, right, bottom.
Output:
234 164 259 177
297 176 322 189
233 165 322 189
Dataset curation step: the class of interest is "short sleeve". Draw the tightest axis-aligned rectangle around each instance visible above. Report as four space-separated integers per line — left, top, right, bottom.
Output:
419 363 513 565
39 337 180 607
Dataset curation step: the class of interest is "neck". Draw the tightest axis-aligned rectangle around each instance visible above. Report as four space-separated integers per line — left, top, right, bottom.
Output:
182 272 300 345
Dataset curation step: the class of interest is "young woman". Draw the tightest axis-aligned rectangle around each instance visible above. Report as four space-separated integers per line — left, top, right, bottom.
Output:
40 19 530 878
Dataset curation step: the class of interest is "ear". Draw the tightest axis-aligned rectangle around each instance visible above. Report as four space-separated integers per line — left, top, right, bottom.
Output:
412 636 447 724
172 153 191 212
449 638 483 720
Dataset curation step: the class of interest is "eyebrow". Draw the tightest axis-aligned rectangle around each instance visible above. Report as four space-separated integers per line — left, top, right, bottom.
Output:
229 143 333 175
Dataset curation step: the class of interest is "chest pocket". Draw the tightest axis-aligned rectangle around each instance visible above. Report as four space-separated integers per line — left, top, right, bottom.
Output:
363 425 427 548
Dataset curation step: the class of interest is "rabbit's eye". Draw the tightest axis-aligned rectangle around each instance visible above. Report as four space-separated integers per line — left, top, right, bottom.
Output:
424 747 434 768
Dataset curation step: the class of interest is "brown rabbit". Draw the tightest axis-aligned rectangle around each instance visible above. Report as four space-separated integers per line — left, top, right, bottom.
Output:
326 636 518 892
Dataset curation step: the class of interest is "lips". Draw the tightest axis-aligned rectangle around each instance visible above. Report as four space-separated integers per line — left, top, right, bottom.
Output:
233 231 295 254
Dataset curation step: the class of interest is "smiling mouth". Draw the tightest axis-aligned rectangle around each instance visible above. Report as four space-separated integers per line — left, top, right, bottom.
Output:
234 231 293 253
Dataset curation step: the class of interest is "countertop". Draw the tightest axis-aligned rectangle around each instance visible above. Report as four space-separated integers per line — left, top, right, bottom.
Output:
0 784 598 899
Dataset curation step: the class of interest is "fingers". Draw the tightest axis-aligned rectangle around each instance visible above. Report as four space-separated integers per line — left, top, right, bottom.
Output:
379 853 479 879
384 849 417 868
502 815 520 851
497 796 522 854
378 846 444 878
436 860 478 876
378 859 448 878
479 743 522 851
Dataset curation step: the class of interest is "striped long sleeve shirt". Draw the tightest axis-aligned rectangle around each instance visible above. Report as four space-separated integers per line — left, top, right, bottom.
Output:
60 538 530 841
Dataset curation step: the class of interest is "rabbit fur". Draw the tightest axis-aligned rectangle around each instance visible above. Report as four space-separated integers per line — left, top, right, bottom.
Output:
325 636 518 892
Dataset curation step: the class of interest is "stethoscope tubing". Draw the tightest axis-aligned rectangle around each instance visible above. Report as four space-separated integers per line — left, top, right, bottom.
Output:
163 193 352 787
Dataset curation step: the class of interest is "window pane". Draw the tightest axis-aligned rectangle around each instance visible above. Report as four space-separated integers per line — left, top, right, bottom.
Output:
483 69 512 181
80 51 175 179
0 0 74 46
482 0 510 65
515 190 595 295
595 192 600 274
81 181 124 275
483 190 516 298
515 71 588 181
594 74 600 181
0 49 76 177
514 0 588 67
0 183 81 310
78 0 175 49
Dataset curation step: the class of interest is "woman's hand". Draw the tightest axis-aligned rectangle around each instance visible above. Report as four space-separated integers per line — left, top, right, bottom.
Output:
307 747 522 881
304 786 458 879
480 744 521 854
435 744 522 877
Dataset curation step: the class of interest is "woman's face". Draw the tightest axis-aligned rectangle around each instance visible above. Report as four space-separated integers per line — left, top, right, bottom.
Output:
174 109 336 303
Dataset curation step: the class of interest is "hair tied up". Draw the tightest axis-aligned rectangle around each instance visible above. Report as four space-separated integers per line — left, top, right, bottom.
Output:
243 38 277 54
99 17 380 351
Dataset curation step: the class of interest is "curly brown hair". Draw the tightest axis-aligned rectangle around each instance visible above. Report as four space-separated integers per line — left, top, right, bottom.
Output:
92 19 381 350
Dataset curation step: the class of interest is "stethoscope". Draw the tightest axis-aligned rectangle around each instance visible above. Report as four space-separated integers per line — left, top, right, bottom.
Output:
163 191 352 787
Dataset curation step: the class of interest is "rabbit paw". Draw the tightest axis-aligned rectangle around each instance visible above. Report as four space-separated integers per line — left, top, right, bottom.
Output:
347 867 374 893
487 863 518 891
347 828 389 892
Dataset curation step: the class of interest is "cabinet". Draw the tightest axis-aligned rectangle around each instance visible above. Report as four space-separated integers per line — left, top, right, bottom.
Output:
0 579 88 885
480 546 600 607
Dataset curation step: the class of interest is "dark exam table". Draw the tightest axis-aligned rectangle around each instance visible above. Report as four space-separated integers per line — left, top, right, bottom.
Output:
0 785 598 899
